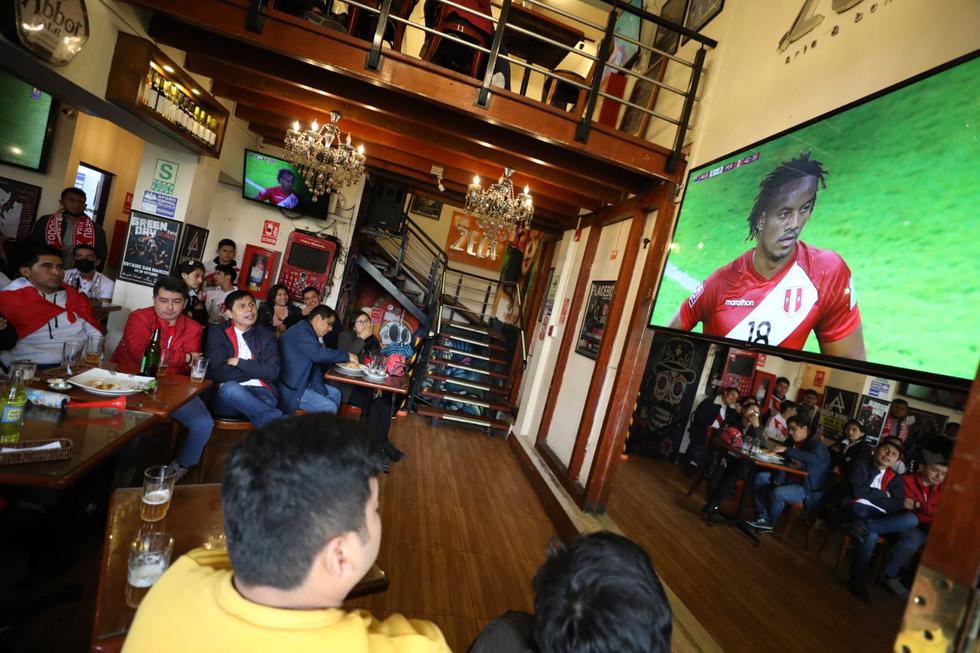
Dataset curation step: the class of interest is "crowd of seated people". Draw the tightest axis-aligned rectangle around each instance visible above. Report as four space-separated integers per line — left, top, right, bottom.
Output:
689 383 952 603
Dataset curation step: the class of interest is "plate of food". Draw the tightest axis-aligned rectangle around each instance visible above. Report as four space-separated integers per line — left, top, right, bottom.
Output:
754 450 785 464
67 368 156 396
334 362 367 377
363 368 388 382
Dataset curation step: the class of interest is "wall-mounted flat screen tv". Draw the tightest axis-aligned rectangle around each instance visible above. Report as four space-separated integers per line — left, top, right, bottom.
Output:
242 149 329 218
0 72 57 172
648 53 980 382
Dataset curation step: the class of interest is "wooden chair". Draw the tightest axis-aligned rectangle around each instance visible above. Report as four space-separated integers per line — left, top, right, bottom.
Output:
778 501 819 550
420 14 490 78
347 0 418 52
542 69 588 115
836 532 888 578
198 416 253 482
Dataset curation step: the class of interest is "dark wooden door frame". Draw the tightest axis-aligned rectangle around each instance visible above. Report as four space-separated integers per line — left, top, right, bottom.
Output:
567 209 649 481
584 188 678 511
534 218 602 445
508 237 558 408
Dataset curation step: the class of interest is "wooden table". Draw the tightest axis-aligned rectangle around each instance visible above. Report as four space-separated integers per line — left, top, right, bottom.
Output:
0 407 156 488
718 442 808 545
324 369 410 395
504 5 585 96
91 484 389 653
36 366 213 417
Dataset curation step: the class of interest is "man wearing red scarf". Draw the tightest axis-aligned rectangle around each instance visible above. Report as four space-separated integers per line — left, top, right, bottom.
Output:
29 188 107 268
0 244 103 367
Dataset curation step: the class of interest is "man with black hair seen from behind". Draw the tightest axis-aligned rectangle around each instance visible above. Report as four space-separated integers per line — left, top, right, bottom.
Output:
468 531 672 653
669 152 866 359
123 413 450 651
30 187 107 267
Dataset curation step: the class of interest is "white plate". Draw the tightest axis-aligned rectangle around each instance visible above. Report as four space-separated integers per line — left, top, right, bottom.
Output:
334 364 366 377
363 371 388 382
67 368 155 396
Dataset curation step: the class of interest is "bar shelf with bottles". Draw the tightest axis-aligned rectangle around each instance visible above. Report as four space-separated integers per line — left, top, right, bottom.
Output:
106 33 229 158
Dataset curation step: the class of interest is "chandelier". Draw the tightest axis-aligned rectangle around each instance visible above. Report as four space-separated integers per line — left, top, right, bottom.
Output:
464 168 534 243
283 111 366 202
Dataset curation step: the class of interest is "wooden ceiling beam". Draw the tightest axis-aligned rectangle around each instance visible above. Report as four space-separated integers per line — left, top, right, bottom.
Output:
140 11 663 190
203 71 616 207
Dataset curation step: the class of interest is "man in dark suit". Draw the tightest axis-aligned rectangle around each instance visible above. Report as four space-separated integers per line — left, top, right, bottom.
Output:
278 306 357 415
683 386 739 475
206 290 283 427
746 415 831 532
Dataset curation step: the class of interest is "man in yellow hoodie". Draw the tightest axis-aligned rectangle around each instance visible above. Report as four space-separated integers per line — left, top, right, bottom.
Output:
123 414 449 652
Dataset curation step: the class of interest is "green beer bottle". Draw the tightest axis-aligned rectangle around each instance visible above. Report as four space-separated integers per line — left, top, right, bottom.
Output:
140 328 162 377
0 369 28 444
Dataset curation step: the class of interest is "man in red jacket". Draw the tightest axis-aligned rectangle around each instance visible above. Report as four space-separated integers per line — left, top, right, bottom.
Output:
112 276 213 477
878 450 948 599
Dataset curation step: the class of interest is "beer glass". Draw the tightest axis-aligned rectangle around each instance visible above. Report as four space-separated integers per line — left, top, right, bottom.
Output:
189 355 208 384
10 360 37 382
62 341 84 376
125 531 174 608
155 350 170 379
140 465 177 522
85 335 105 366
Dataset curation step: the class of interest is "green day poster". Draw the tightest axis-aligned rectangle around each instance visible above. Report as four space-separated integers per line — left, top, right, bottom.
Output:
119 211 180 287
816 386 859 441
575 281 615 359
625 334 711 459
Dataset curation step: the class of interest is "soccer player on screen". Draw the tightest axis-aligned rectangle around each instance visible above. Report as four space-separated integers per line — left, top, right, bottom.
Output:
668 153 866 360
255 169 300 209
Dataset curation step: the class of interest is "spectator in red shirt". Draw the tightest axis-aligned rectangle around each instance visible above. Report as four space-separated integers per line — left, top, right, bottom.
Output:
112 276 213 478
878 450 948 600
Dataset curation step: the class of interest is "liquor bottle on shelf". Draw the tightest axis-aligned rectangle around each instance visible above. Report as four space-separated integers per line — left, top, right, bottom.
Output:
0 369 27 445
192 106 203 141
140 69 152 107
140 328 162 377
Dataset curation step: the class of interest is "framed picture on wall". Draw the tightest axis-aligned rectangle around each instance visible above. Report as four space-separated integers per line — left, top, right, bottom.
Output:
652 0 688 56
239 244 281 298
409 193 443 220
118 211 181 287
682 0 724 45
619 56 668 137
174 223 210 268
575 281 616 360
0 176 42 241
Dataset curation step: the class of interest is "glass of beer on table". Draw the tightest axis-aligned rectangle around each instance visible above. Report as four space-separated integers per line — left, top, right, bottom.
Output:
155 350 170 379
85 335 105 365
189 355 208 384
140 465 177 522
125 531 174 608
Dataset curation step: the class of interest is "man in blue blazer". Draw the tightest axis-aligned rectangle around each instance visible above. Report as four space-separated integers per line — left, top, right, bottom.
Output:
205 290 284 427
745 415 831 532
279 306 357 415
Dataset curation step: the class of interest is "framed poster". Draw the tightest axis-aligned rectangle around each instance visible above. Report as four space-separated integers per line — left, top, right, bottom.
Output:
682 0 724 45
0 176 42 240
239 244 281 297
817 386 859 441
445 211 509 272
118 211 180 287
409 193 443 220
619 56 668 137
575 281 616 359
174 223 210 267
652 0 688 56
857 395 891 445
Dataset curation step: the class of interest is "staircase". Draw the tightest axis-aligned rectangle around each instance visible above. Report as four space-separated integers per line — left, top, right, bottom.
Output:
347 213 526 435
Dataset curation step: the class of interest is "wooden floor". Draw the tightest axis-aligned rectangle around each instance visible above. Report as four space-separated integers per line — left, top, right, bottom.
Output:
344 415 558 651
606 456 906 653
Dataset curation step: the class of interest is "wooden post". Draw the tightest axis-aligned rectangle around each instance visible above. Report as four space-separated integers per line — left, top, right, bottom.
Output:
567 208 649 480
583 187 677 512
535 219 601 445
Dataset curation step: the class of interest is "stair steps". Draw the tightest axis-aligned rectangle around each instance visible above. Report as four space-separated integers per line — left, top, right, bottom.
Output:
421 387 511 412
425 372 510 397
431 344 509 365
415 405 511 431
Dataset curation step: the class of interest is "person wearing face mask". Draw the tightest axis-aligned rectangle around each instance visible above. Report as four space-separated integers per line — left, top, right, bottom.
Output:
30 188 107 268
64 244 115 304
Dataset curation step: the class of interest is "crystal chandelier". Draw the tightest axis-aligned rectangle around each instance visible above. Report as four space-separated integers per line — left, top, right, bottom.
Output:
283 111 366 202
464 168 534 243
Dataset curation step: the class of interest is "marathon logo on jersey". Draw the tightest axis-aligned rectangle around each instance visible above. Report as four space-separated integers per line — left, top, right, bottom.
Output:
688 284 704 308
725 298 755 307
783 287 804 315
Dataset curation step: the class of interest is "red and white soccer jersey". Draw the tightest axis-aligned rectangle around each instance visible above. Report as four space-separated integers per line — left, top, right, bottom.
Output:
679 242 860 350
255 186 300 209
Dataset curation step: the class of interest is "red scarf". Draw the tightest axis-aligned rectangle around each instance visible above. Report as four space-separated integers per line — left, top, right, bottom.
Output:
0 280 103 336
43 209 96 251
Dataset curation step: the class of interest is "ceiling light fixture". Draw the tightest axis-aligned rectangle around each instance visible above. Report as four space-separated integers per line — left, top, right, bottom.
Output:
283 111 366 203
465 168 533 243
